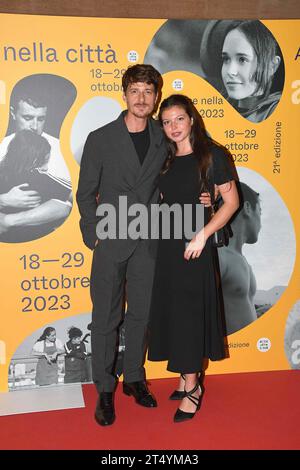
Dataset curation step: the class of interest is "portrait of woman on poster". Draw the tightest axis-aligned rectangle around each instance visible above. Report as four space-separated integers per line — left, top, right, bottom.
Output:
148 94 239 423
0 130 72 242
31 327 64 386
144 19 284 123
219 20 282 123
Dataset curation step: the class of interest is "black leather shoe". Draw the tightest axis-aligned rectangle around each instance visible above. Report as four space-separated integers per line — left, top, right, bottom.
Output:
123 381 157 408
94 392 115 426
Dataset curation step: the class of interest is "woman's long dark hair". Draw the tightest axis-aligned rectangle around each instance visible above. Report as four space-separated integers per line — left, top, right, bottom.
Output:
36 327 55 343
159 94 216 192
0 130 51 179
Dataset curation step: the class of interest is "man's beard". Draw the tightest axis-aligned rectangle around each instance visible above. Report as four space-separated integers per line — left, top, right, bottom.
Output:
133 104 151 118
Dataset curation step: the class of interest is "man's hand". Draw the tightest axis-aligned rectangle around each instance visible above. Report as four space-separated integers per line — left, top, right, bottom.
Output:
199 186 220 207
199 192 211 207
0 184 41 209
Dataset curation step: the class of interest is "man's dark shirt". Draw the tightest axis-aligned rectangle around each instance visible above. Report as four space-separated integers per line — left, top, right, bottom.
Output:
129 124 150 166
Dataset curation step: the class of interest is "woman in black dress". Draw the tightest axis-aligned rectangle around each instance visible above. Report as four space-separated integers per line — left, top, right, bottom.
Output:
148 94 239 422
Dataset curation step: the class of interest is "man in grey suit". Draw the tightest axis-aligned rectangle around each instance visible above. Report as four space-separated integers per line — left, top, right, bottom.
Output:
76 64 166 426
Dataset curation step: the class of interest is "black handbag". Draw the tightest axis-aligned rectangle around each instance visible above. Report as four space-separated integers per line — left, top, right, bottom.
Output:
211 198 231 247
208 164 232 248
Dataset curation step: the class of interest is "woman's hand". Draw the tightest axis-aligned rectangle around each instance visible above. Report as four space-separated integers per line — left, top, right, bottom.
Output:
50 352 59 362
44 354 52 364
1 184 41 209
184 229 207 260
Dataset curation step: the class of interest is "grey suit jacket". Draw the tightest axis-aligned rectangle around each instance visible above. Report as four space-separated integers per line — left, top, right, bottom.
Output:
76 111 167 260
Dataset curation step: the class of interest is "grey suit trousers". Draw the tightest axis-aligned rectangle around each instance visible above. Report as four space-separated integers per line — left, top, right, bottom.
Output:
90 239 156 392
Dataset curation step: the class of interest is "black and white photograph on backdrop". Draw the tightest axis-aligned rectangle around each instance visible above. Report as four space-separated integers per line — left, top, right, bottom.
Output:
8 314 92 390
144 19 284 123
284 300 300 370
221 167 296 334
70 96 121 165
0 74 77 243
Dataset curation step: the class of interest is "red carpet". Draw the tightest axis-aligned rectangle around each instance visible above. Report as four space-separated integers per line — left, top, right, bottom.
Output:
0 370 299 450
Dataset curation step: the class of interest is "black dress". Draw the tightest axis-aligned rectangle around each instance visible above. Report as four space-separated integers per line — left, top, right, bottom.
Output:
148 143 234 373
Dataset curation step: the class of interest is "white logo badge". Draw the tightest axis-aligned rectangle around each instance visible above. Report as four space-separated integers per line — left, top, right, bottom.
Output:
257 337 271 352
127 50 139 63
172 79 184 91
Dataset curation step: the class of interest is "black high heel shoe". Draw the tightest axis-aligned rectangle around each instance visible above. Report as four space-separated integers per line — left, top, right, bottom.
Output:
169 372 204 400
169 374 186 400
173 383 203 423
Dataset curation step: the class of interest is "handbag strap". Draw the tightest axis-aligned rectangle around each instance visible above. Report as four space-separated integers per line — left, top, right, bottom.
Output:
208 155 225 213
207 159 217 216
208 158 233 243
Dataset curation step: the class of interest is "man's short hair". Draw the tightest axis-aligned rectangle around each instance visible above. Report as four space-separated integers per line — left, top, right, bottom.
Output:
10 76 49 110
122 64 162 94
11 93 48 110
68 326 83 340
239 182 260 210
